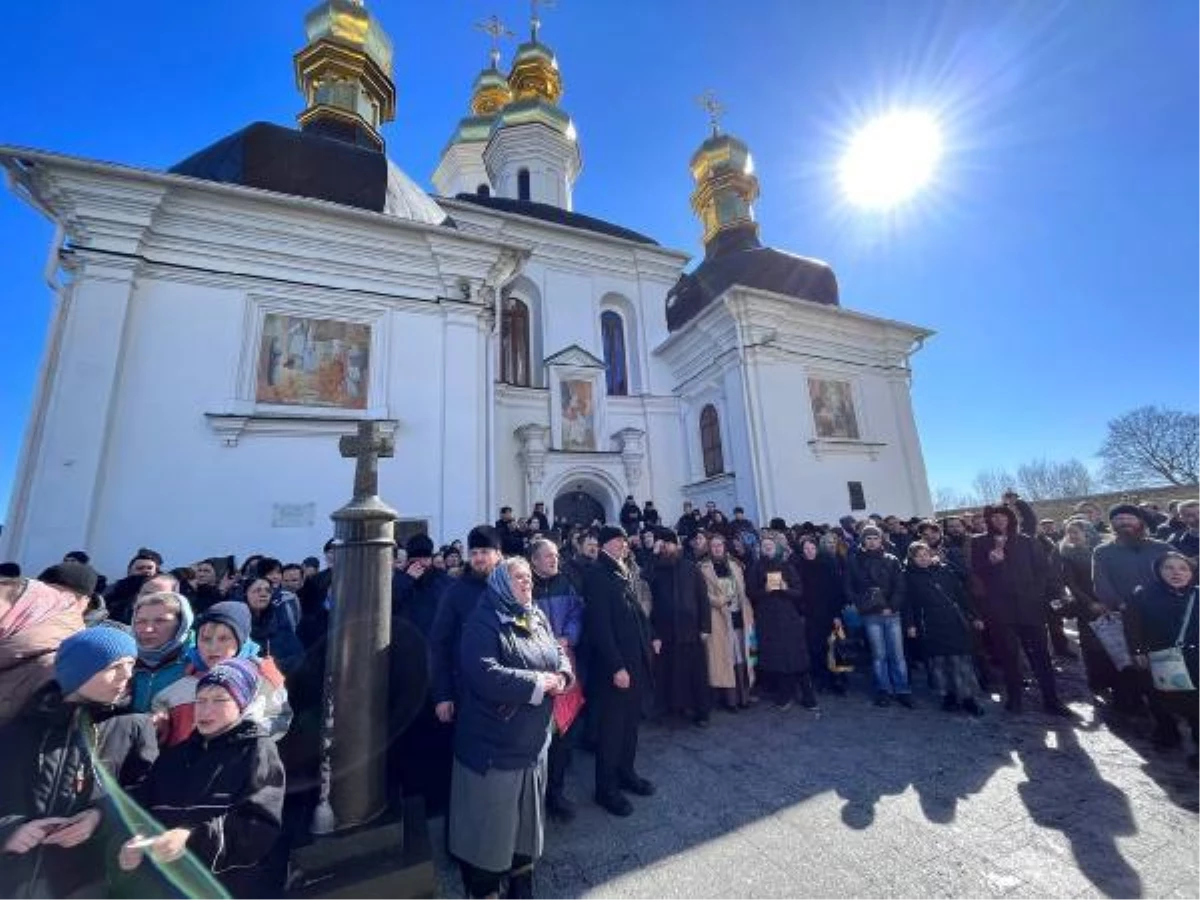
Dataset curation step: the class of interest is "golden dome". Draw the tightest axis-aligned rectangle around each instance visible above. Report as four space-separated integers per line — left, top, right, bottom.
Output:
508 40 563 104
303 0 393 76
689 130 760 246
471 67 513 117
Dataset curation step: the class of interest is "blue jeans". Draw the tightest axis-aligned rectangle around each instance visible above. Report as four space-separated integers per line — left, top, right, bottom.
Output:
864 614 910 694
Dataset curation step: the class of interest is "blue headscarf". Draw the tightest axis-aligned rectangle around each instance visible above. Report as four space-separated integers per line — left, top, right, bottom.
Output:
486 564 527 619
133 591 195 669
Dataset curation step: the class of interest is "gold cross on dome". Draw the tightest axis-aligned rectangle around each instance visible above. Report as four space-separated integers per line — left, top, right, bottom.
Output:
475 14 514 68
697 89 725 136
531 0 557 41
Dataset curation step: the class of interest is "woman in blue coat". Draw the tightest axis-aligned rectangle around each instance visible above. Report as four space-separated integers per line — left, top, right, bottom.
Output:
448 557 573 899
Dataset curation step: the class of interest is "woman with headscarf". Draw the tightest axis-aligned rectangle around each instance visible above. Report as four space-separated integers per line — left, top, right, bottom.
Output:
448 557 573 899
130 591 195 714
747 532 814 710
1058 517 1116 701
0 576 87 727
243 577 305 677
698 533 755 711
1125 552 1198 768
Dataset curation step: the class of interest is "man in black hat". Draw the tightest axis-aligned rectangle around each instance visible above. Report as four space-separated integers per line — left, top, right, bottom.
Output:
39 561 106 625
1093 505 1173 612
392 533 450 639
646 528 712 727
429 525 503 725
584 525 656 816
619 495 642 535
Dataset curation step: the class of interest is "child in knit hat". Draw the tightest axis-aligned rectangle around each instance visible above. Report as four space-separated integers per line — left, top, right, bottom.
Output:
0 627 138 898
150 601 291 746
117 658 286 898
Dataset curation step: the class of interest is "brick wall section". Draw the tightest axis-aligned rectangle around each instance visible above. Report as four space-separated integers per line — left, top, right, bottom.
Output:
937 484 1196 524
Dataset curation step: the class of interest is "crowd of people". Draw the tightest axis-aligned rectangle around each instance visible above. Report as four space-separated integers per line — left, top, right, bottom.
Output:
0 491 1196 898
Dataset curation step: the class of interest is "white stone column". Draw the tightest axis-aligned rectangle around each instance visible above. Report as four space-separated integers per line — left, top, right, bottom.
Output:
440 305 491 538
615 427 646 497
515 423 550 511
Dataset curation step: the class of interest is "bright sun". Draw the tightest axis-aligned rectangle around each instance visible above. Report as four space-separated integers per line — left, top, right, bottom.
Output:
838 110 943 210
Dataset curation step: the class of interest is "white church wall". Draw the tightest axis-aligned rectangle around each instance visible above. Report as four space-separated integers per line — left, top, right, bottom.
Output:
541 267 596 358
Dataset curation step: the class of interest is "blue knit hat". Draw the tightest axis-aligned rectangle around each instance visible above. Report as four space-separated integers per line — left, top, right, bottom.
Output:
197 658 260 713
56 627 137 697
195 601 251 651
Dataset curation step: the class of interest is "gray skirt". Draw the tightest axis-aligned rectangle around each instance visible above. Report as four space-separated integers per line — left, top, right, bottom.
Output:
448 749 548 872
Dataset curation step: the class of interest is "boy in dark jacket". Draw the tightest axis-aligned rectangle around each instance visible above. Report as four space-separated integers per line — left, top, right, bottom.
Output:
118 658 285 898
1 628 138 898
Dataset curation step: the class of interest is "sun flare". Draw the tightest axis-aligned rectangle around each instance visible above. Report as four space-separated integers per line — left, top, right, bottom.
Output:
839 110 944 209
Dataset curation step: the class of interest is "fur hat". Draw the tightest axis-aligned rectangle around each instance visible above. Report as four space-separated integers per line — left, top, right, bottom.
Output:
859 524 884 539
55 627 137 697
468 525 502 551
405 533 435 559
597 525 629 546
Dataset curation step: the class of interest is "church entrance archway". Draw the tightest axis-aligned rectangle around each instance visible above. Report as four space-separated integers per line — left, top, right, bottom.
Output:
554 488 605 527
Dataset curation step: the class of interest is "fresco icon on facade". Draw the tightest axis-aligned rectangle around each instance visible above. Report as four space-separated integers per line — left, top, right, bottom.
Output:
256 314 370 410
808 377 860 440
560 378 596 451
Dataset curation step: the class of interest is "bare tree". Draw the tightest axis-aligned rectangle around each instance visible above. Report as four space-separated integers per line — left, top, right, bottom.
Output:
1098 406 1199 488
971 468 1015 506
1015 458 1095 500
932 485 975 512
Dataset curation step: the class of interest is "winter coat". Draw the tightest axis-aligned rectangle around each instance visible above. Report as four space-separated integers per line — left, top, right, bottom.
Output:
698 557 756 689
1058 542 1100 619
646 554 712 645
642 506 661 527
969 505 1048 627
152 652 291 747
454 591 572 774
93 703 159 791
532 571 584 647
796 553 844 635
905 562 978 657
0 684 107 898
134 719 285 898
1125 578 1198 687
676 512 702 540
392 567 451 639
104 574 148 625
249 602 305 678
430 569 490 704
0 578 86 727
563 555 596 597
844 548 905 615
620 501 642 533
1093 537 1174 610
131 641 193 713
746 560 809 674
582 552 654 686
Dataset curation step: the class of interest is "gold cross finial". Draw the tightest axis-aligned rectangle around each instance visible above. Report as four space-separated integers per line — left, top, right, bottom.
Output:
697 89 725 136
531 0 557 42
475 14 514 69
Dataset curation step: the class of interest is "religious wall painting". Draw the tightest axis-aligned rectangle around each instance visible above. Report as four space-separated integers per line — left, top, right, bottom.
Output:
256 314 370 409
559 378 596 451
808 377 860 440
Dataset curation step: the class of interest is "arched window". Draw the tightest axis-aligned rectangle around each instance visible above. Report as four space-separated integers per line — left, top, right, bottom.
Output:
700 404 724 478
600 310 628 396
476 183 490 197
500 296 531 386
517 168 531 201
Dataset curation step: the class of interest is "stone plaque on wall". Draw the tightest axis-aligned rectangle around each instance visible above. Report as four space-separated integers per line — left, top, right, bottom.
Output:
272 502 316 528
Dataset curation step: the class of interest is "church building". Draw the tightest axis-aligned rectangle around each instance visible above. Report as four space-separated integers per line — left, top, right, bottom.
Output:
0 1 933 574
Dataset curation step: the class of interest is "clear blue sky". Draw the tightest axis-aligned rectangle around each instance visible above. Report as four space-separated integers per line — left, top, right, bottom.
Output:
1 0 1196 516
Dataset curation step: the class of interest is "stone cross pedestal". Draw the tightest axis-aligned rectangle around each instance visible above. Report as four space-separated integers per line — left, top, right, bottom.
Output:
291 420 434 898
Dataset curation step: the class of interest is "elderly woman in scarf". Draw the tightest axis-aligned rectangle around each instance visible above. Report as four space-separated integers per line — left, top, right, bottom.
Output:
746 531 813 710
0 576 87 726
129 591 195 713
448 557 573 899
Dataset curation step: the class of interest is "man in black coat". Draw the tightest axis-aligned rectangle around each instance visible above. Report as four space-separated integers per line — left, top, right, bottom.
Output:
970 505 1072 716
647 529 712 726
429 526 503 725
583 526 656 817
619 496 642 535
641 501 661 528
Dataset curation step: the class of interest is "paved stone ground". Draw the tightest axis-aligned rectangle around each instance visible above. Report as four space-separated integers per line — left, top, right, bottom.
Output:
430 648 1199 898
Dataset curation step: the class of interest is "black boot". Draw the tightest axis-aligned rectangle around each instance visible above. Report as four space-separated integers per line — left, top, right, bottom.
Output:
942 694 960 712
507 857 534 900
546 790 576 822
798 673 819 710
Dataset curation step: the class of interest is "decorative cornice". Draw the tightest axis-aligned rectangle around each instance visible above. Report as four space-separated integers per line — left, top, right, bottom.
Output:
205 411 397 448
807 438 888 461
